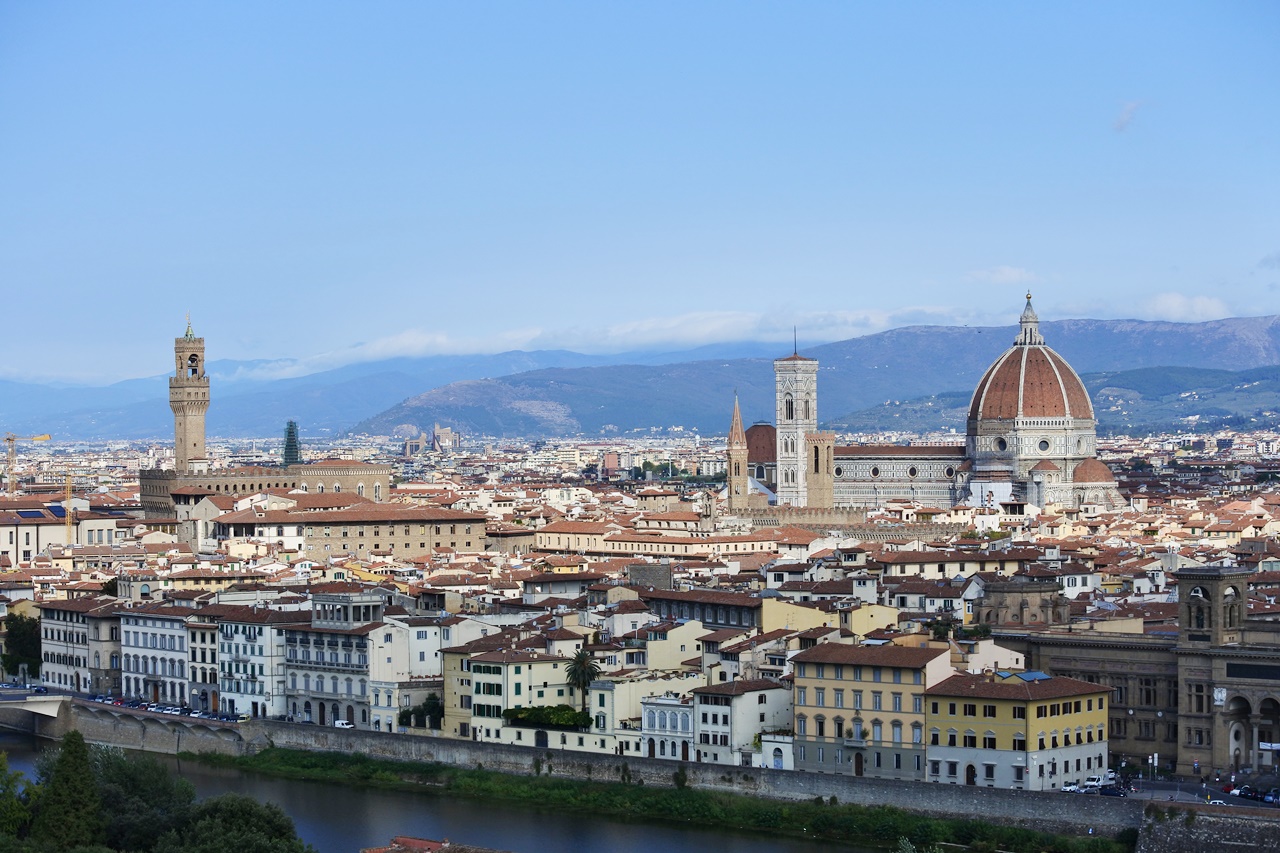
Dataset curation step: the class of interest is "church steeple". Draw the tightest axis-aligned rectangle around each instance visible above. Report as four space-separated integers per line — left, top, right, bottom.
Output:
1015 292 1044 346
726 393 750 513
728 393 746 449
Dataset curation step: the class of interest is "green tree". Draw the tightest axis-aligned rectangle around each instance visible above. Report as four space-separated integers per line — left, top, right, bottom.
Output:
565 648 601 714
398 693 444 729
29 731 105 848
1 614 41 680
0 753 30 837
92 747 195 851
154 793 315 853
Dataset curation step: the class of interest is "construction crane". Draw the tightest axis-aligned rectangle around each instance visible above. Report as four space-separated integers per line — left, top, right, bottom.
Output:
3 433 51 496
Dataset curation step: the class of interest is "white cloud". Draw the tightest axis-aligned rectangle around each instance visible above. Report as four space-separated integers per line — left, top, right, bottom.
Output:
1142 292 1231 322
221 305 986 381
1114 101 1141 132
965 266 1040 285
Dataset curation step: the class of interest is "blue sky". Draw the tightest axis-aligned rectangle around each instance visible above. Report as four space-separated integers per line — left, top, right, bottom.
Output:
2 2 1277 383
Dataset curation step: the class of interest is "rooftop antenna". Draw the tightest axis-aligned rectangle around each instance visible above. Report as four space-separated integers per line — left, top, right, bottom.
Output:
793 326 798 356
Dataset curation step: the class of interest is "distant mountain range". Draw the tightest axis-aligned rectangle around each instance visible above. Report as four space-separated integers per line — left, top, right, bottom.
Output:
8 315 1280 441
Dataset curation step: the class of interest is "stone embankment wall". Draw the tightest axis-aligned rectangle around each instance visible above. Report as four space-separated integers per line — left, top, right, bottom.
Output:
259 720 1138 837
1135 809 1280 852
12 703 1280 850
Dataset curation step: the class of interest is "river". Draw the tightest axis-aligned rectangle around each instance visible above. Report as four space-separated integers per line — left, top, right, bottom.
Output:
0 732 881 853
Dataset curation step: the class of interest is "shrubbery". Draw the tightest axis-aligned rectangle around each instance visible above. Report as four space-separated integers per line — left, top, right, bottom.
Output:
0 734 314 852
501 704 590 729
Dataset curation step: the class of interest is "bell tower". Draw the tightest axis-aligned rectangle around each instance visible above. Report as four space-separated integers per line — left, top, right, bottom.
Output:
774 350 818 507
170 317 209 474
1177 564 1249 647
726 394 750 513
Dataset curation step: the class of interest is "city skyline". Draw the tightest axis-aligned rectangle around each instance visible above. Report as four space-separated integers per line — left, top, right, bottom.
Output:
2 2 1277 383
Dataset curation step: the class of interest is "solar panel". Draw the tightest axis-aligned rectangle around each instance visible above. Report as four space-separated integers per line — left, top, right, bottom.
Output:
15 510 44 519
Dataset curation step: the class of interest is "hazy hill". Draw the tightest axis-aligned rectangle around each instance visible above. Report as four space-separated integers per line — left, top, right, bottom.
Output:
353 316 1280 438
9 315 1280 439
829 365 1280 435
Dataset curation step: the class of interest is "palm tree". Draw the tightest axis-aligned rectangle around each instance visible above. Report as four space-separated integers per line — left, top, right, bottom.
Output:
565 647 601 714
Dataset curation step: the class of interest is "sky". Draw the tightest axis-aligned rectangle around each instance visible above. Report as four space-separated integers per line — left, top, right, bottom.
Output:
1 1 1278 384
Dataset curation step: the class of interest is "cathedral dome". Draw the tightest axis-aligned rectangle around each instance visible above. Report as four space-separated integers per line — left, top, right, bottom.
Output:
968 295 1094 422
1072 457 1115 483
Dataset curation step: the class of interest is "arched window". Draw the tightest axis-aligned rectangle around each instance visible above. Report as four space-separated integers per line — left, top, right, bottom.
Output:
646 710 656 730
357 483 365 497
374 483 382 501
784 394 794 421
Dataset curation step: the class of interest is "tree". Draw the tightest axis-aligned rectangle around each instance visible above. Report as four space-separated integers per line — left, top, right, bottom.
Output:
1 615 41 681
565 648 601 714
92 747 194 851
0 753 30 837
153 793 315 853
29 731 105 848
398 693 444 729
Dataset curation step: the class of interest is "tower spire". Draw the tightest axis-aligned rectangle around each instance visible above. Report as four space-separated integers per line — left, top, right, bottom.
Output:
1016 292 1044 346
728 392 747 448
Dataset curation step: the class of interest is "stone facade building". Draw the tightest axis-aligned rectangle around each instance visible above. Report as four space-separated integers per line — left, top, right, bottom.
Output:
140 324 393 525
729 296 1123 511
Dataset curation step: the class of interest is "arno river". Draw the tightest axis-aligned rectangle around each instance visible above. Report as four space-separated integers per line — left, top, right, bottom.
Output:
0 732 881 853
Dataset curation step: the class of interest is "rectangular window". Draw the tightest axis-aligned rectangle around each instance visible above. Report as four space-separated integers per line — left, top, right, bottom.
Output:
983 704 997 718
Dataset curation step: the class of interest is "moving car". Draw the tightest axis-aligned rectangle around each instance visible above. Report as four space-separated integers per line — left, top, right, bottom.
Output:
1099 787 1127 798
334 720 355 729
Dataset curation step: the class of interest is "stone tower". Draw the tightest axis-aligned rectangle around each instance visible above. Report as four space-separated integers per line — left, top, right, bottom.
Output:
774 352 818 507
169 319 209 474
726 394 750 513
1177 564 1250 648
804 431 835 509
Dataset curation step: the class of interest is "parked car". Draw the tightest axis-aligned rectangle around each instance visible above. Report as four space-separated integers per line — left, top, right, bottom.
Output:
333 720 355 729
1060 781 1080 793
1230 785 1253 797
1264 788 1280 804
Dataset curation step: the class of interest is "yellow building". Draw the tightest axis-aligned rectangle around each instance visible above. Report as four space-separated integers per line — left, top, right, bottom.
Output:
440 645 575 745
790 643 953 780
923 671 1109 790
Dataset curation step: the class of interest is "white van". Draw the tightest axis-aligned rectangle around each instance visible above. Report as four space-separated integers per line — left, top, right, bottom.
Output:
1083 775 1104 791
334 720 355 729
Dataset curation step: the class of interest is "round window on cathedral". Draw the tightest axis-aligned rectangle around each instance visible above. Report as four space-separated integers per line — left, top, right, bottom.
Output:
907 466 918 478
995 438 1008 452
1077 437 1086 454
870 466 880 478
834 466 843 478
1038 439 1050 452
944 466 955 478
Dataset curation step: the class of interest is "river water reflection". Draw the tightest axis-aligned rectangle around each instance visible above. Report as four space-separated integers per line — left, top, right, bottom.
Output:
0 733 880 853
